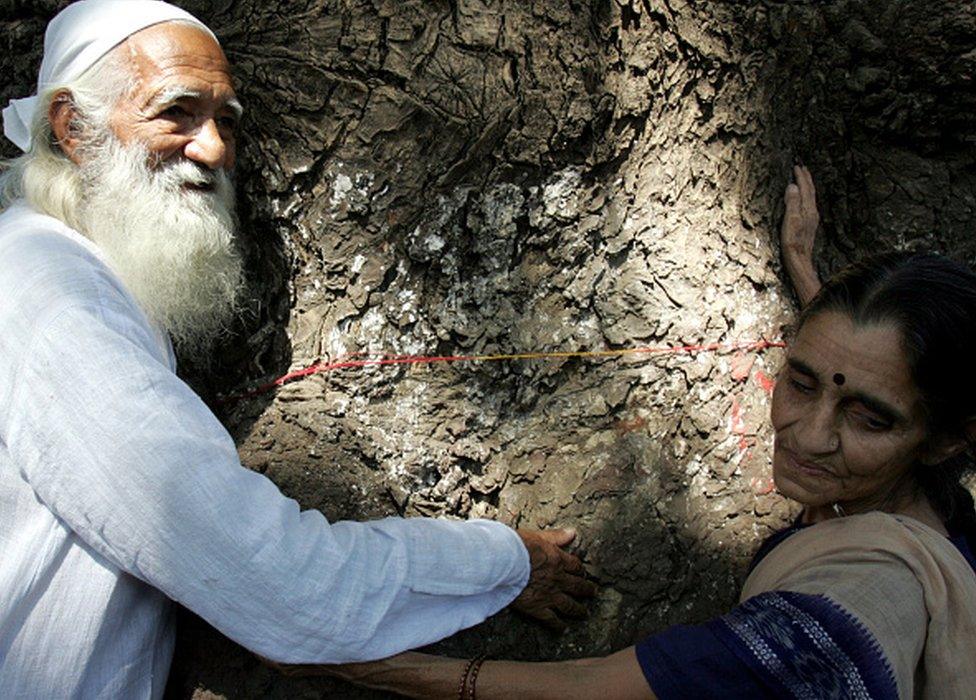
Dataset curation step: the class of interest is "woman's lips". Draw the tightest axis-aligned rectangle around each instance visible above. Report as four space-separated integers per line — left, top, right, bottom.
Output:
782 448 833 477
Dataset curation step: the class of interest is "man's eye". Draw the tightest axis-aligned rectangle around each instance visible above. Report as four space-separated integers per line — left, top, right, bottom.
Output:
160 105 190 119
216 115 238 131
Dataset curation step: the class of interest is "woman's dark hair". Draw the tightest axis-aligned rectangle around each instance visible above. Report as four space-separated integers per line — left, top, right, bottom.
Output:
800 252 976 541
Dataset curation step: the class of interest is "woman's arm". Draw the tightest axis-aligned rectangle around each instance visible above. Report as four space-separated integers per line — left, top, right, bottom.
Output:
781 164 822 305
276 648 655 700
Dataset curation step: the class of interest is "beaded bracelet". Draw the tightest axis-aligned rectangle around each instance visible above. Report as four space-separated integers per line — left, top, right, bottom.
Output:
457 657 478 700
466 656 487 700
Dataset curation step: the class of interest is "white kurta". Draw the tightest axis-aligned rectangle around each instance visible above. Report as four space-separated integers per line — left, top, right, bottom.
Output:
0 201 530 699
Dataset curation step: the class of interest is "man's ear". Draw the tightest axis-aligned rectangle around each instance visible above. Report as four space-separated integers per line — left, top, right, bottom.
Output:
920 419 976 465
48 90 83 165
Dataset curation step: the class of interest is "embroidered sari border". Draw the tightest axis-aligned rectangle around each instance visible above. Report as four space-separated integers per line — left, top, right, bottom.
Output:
709 591 898 700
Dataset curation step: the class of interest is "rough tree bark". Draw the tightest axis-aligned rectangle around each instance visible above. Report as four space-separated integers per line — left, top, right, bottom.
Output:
2 0 975 697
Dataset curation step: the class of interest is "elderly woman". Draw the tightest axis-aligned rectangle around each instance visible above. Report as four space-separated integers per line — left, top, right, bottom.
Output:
280 168 976 698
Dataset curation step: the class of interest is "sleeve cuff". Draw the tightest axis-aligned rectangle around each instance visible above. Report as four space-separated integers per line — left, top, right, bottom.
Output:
368 516 530 597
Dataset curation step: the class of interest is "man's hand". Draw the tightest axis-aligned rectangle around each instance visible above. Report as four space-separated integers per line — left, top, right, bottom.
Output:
510 528 597 631
781 164 822 305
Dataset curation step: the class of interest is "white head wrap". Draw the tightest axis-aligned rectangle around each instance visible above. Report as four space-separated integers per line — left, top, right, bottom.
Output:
2 0 217 153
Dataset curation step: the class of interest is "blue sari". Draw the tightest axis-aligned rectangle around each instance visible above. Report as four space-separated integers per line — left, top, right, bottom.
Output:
635 524 976 699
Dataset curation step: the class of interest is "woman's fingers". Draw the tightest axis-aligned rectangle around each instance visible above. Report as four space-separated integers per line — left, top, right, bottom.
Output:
793 165 819 222
797 164 817 205
782 166 819 254
781 184 803 243
784 182 800 217
782 166 823 304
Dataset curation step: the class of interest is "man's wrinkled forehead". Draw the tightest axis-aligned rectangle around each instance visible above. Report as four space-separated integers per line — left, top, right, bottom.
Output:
106 21 241 124
113 23 234 92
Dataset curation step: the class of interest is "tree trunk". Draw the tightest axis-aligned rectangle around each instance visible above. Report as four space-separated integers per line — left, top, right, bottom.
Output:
3 0 975 697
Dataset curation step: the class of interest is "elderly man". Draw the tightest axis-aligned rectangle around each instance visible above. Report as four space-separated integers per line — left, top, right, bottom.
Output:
0 2 593 697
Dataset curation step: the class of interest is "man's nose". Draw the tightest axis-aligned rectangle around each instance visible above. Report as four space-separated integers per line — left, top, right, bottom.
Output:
184 118 229 170
794 401 839 455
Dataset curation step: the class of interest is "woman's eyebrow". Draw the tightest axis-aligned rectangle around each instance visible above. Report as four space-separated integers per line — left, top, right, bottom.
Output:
786 357 818 378
787 357 905 422
845 392 906 424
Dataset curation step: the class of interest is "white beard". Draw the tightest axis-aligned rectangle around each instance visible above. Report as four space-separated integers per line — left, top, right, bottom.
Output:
77 135 244 357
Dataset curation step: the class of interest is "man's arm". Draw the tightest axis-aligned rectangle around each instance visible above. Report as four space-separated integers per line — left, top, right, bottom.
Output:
1 281 585 663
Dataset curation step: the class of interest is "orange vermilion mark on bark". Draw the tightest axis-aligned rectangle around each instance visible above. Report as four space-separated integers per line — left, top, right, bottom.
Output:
753 370 776 396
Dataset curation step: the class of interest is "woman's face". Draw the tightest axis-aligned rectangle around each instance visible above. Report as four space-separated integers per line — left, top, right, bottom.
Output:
771 310 932 510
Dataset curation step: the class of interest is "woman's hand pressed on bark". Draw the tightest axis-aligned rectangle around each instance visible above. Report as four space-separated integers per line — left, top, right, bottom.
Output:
781 164 822 305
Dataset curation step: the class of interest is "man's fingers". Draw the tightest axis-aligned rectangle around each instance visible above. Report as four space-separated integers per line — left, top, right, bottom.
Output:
533 607 568 632
512 526 597 632
558 549 584 573
541 527 576 547
561 573 598 598
553 593 589 619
